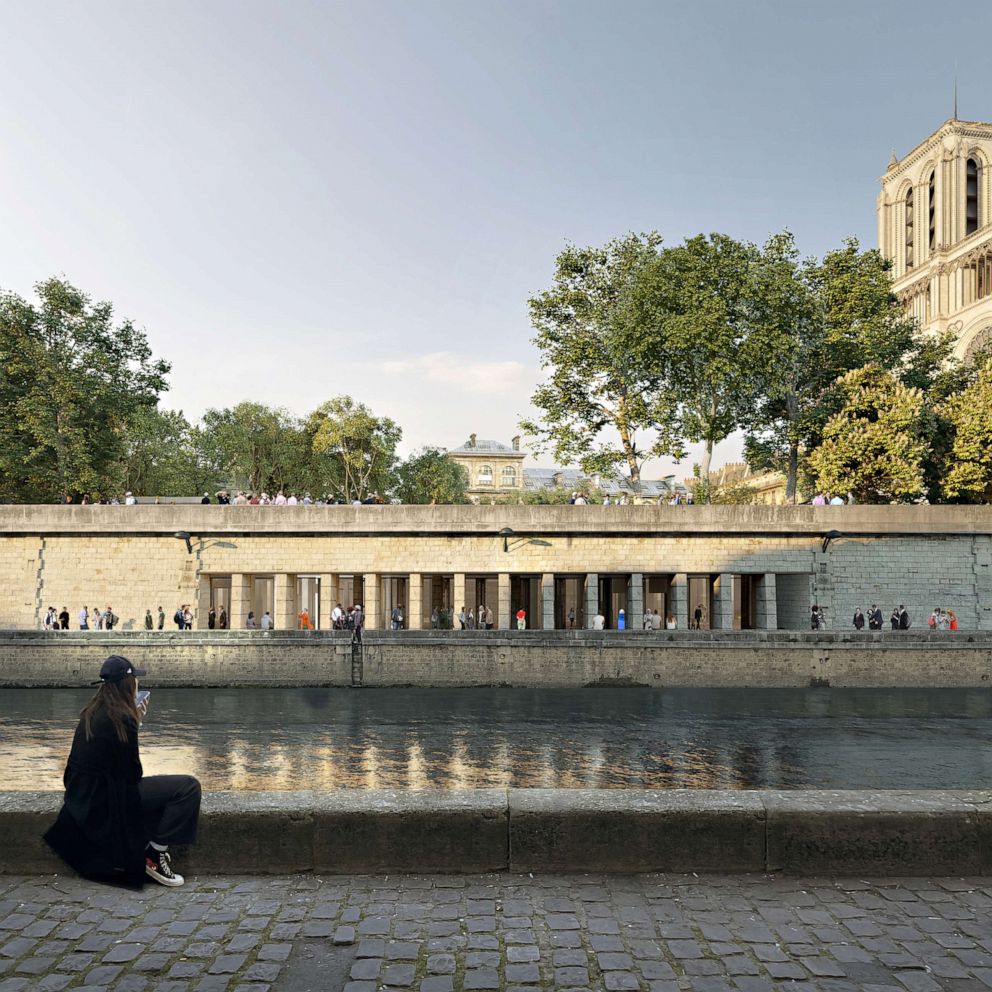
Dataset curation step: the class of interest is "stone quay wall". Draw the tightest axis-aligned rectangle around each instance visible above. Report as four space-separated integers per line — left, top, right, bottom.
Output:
4 788 991 876
2 630 991 689
2 504 992 635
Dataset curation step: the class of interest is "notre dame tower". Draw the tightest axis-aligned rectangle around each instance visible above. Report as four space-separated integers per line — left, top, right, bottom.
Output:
878 118 992 360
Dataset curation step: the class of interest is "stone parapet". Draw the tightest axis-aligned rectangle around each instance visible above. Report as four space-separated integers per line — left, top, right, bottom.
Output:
2 629 991 688
4 789 990 876
3 503 992 536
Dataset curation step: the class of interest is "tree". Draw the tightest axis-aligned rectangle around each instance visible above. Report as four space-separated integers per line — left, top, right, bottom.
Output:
307 396 401 501
117 406 215 496
0 278 169 502
520 233 679 482
199 402 307 494
745 236 954 501
940 357 992 502
806 365 928 503
635 233 788 497
394 448 469 504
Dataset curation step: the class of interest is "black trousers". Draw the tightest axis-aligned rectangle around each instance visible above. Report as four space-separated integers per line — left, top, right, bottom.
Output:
138 775 201 847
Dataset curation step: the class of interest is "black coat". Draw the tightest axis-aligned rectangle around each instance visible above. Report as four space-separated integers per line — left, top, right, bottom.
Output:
43 709 146 886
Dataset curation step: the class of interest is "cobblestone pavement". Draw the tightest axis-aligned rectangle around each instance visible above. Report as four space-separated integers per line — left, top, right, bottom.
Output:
1 872 992 992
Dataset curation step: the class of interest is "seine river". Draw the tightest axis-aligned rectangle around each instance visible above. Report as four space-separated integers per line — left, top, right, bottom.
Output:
3 686 991 791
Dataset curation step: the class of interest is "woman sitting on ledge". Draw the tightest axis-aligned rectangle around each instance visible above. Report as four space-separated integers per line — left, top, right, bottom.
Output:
43 655 201 888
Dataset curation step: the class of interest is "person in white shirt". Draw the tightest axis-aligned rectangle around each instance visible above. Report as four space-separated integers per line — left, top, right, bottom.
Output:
286 494 298 506
665 614 677 630
79 607 89 630
592 612 605 630
274 492 287 506
829 494 845 505
331 604 344 629
124 492 136 506
652 610 664 630
260 612 272 630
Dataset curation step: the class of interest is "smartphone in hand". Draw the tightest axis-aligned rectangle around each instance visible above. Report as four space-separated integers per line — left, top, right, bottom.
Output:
136 690 151 706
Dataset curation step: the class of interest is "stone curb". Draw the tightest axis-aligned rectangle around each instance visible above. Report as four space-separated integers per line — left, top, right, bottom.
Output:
2 789 990 876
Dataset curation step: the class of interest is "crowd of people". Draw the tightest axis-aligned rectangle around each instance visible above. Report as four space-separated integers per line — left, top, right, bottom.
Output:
805 604 961 630
41 601 959 632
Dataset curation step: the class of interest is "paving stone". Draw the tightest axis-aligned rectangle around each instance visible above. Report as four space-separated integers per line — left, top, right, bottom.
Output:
350 957 383 981
426 953 456 974
463 969 500 990
505 962 539 982
382 963 417 986
420 979 454 992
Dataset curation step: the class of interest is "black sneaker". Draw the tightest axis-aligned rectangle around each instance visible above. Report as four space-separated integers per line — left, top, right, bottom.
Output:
145 848 184 887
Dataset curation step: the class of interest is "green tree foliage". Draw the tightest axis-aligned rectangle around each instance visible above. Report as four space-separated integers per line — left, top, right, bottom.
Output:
199 402 308 495
394 448 469 504
118 407 217 496
806 365 928 503
940 357 992 502
308 396 401 502
743 236 937 501
0 278 169 502
521 233 677 482
635 233 790 498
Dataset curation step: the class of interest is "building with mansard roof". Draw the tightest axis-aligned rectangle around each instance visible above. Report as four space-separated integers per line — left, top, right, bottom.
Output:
878 118 992 360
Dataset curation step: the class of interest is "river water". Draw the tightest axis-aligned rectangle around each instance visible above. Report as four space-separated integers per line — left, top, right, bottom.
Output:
3 686 990 791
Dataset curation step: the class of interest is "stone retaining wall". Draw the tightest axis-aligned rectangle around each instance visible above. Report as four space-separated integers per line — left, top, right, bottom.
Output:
3 789 990 876
1 630 991 688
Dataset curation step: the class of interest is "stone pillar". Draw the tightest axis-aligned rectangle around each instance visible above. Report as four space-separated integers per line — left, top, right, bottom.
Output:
628 573 643 632
585 573 598 628
670 573 688 630
758 573 778 630
715 573 734 630
319 573 336 630
498 573 510 630
274 573 296 631
541 573 555 630
364 573 380 629
453 573 467 622
408 573 422 630
196 575 211 630
230 573 250 631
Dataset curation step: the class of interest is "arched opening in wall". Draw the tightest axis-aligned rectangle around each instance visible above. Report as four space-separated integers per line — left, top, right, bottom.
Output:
477 465 493 486
928 170 936 251
501 466 517 488
905 187 914 269
964 325 992 364
966 158 980 236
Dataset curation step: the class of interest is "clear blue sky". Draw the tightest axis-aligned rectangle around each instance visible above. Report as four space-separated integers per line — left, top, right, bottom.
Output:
1 0 988 473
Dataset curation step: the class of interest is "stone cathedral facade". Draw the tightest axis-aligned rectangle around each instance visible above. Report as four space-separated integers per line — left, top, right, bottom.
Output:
878 118 992 360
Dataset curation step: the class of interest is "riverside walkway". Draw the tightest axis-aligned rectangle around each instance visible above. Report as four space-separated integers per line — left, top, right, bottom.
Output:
1 871 990 991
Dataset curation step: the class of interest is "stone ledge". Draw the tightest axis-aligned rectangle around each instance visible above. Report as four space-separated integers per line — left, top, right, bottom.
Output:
3 790 990 877
3 503 992 536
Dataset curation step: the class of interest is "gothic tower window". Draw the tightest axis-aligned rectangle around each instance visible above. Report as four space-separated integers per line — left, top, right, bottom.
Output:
966 158 980 236
905 187 914 269
928 170 936 251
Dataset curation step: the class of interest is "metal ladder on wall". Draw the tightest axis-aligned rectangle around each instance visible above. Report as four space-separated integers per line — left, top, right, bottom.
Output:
350 637 363 687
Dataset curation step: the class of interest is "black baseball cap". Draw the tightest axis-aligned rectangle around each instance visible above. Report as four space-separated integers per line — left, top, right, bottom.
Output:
95 655 147 684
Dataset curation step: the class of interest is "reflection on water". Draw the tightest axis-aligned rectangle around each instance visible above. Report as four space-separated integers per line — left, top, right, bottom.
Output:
3 687 992 791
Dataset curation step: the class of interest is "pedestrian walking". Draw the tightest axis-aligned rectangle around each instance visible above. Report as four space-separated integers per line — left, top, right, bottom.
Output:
144 610 153 631
59 607 70 630
157 606 165 630
853 607 865 630
218 607 228 630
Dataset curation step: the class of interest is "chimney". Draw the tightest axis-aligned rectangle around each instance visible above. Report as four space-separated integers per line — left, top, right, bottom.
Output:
511 435 520 451
469 433 477 449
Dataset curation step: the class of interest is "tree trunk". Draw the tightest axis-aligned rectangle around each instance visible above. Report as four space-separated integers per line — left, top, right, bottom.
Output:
786 441 799 503
700 441 713 503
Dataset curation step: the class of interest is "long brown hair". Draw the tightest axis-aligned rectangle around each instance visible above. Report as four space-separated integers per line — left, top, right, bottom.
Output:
80 675 139 742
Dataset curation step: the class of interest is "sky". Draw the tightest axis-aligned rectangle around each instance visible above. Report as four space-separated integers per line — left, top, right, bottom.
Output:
2 0 990 476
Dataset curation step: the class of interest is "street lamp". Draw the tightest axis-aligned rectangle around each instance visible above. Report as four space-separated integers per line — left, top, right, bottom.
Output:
499 527 514 553
821 529 843 553
174 531 193 555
